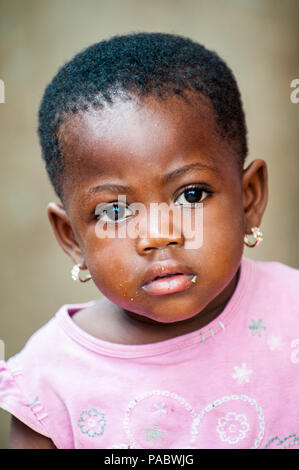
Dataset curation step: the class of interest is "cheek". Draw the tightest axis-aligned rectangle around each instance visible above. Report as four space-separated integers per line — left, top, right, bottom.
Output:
197 196 244 277
85 238 136 297
202 193 244 246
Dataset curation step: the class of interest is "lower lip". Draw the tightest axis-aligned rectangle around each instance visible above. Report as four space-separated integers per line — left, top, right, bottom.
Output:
142 274 195 296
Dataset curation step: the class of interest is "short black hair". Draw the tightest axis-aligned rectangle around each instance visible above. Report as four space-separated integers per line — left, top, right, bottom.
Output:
38 32 248 202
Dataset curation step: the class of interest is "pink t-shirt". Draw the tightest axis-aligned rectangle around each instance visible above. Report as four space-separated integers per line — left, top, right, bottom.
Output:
0 256 298 449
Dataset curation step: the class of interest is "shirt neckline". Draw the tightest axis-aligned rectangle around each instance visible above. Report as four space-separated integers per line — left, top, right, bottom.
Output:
55 256 254 358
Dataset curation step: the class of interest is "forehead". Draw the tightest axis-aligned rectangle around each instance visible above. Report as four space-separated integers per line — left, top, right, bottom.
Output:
59 94 239 204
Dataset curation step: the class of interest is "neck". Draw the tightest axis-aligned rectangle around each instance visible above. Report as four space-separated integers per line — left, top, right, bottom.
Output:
116 266 240 345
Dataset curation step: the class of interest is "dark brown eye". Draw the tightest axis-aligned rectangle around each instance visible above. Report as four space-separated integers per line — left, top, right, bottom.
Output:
175 186 209 205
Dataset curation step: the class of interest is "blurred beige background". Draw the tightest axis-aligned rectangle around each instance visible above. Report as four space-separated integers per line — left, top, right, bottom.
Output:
0 0 298 448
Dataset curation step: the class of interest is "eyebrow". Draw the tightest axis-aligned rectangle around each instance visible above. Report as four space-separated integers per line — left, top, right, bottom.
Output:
85 162 218 199
161 162 219 184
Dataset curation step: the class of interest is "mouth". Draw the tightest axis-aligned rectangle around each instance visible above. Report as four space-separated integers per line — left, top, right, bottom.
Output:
151 273 182 281
141 263 197 296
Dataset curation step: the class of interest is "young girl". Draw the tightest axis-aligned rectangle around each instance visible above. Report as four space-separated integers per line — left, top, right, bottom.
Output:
1 33 298 450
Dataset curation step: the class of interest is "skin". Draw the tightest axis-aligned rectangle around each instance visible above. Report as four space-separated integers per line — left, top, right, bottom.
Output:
9 416 57 449
10 92 268 448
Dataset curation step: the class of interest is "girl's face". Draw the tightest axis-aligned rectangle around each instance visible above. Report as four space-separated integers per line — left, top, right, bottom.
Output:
49 94 267 327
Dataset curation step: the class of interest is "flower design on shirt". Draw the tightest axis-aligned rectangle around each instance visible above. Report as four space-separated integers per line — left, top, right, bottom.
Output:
232 363 253 384
217 412 250 444
77 408 106 438
144 423 166 444
267 335 284 352
249 319 266 337
153 401 167 415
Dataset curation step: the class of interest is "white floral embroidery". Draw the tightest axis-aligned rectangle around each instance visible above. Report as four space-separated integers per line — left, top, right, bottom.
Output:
267 335 284 351
232 363 252 384
153 401 167 415
77 408 106 437
124 390 196 449
217 412 250 444
191 394 265 449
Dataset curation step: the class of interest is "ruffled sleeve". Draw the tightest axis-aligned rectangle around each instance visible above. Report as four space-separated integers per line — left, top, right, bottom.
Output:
0 359 51 438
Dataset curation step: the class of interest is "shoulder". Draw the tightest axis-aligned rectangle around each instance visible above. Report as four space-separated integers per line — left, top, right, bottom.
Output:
16 300 97 360
0 301 95 448
243 257 299 344
11 305 70 365
245 256 299 298
253 257 299 276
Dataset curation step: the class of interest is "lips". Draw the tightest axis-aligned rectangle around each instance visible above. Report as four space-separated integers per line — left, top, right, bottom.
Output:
141 261 196 296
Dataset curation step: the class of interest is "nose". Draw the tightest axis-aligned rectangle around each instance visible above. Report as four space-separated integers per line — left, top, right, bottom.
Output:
136 204 184 254
137 234 184 254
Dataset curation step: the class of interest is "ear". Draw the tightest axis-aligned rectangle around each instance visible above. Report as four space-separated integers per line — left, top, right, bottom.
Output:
242 159 268 233
47 202 87 269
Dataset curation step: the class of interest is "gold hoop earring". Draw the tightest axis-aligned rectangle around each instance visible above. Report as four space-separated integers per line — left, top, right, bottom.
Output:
244 226 263 248
71 264 92 283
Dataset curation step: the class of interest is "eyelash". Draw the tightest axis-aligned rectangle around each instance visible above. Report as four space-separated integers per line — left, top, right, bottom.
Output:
94 184 213 223
174 184 212 206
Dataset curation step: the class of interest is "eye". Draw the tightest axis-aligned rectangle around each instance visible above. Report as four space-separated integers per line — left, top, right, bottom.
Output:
175 185 211 206
95 202 133 223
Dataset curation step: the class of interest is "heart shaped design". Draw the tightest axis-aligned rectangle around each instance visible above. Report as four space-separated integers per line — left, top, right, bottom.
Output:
190 394 265 449
123 390 196 449
123 390 266 449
